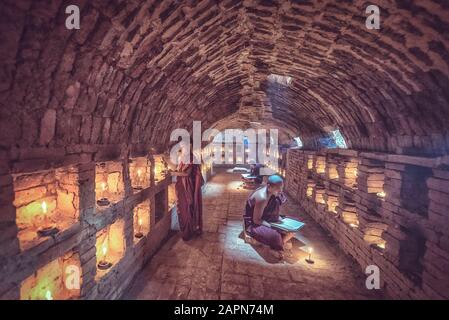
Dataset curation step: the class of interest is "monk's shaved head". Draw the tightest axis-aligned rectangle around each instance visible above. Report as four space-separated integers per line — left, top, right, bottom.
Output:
267 175 283 186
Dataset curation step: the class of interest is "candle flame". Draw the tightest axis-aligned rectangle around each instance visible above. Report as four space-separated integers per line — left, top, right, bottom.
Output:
102 242 108 257
377 191 386 198
101 182 107 191
138 218 142 226
137 169 142 177
41 201 47 214
308 247 313 254
45 290 53 300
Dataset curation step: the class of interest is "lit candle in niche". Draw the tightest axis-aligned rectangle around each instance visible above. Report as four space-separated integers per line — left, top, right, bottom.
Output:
37 200 59 237
97 180 110 206
97 236 112 270
135 209 144 239
42 200 47 214
305 247 314 264
134 168 143 191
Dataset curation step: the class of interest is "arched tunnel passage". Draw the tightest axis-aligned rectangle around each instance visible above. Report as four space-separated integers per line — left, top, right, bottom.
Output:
0 0 448 301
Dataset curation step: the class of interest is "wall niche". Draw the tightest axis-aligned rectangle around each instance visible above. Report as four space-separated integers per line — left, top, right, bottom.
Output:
13 166 80 251
20 251 81 300
400 165 431 217
398 226 426 286
95 161 125 209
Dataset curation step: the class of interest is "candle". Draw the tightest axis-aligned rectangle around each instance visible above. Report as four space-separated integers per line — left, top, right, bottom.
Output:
45 290 53 301
36 200 59 237
41 201 49 225
377 191 386 198
306 247 315 264
377 242 385 249
97 234 113 270
102 241 108 259
41 201 47 214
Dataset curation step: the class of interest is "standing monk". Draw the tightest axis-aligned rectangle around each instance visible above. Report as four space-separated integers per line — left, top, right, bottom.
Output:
171 146 204 241
244 175 295 258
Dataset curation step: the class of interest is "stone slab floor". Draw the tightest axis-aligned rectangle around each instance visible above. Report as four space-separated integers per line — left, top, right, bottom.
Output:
123 169 382 300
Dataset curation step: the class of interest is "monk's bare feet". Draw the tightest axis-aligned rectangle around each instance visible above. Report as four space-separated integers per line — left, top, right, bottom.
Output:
283 241 293 250
268 248 284 261
245 236 263 247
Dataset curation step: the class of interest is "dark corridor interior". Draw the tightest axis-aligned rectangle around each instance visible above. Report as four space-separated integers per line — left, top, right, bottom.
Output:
0 0 448 300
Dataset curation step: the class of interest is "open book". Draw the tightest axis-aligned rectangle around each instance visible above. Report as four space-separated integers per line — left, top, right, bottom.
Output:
269 217 305 232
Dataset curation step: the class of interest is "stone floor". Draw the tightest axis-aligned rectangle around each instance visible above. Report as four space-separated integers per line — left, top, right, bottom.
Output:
123 169 382 300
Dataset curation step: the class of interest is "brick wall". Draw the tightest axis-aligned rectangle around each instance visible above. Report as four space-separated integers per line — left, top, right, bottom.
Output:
285 148 449 299
0 149 173 300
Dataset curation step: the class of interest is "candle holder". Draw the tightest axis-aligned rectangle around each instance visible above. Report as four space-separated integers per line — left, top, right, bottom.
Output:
135 216 144 238
97 260 112 270
134 231 144 239
305 247 315 264
96 198 110 206
37 225 60 237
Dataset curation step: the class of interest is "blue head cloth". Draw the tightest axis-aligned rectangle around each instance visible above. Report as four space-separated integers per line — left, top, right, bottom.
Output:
267 175 283 186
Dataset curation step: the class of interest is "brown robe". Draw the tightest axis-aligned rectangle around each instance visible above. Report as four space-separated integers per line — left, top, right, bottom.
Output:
175 162 204 241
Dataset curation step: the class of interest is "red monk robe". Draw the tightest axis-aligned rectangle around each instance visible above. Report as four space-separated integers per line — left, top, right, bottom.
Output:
174 161 204 241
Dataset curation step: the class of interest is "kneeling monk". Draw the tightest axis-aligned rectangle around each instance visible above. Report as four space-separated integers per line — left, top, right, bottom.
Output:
244 175 295 252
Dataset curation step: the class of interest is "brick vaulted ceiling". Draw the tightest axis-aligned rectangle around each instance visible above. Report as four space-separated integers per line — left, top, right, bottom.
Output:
1 0 449 158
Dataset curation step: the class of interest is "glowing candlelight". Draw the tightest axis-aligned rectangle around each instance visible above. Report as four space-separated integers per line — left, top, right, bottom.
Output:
377 191 386 198
36 200 59 237
102 241 108 259
41 201 47 214
98 237 112 270
306 247 314 264
97 179 111 206
135 210 144 238
377 242 385 249
45 290 53 301
137 169 142 177
349 223 358 228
